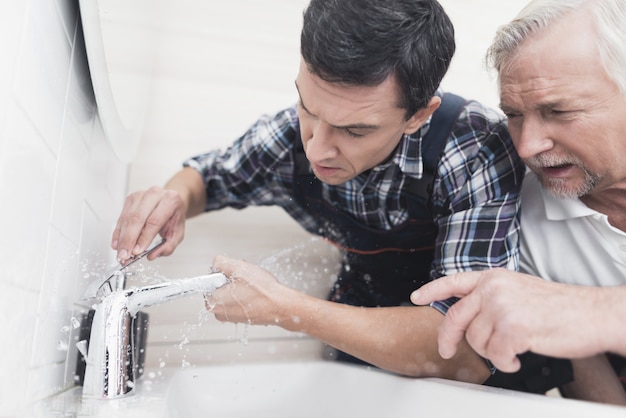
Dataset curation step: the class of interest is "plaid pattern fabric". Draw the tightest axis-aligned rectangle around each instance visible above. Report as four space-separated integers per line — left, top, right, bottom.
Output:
185 97 524 312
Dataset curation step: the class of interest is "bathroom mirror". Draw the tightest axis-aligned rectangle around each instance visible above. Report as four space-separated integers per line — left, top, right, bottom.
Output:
79 0 154 163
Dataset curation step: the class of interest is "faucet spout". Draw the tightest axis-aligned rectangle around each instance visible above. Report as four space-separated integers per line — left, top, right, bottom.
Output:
82 272 227 399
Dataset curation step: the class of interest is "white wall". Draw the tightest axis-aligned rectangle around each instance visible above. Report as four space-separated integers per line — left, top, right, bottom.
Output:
0 0 128 415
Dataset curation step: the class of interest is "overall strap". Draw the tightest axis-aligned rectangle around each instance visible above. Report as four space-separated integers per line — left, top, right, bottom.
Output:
405 92 467 199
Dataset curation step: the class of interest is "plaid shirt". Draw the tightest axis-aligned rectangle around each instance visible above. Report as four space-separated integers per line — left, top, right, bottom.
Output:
185 97 524 312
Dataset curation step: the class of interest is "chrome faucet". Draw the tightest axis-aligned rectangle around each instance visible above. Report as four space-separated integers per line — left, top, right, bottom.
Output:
80 272 227 399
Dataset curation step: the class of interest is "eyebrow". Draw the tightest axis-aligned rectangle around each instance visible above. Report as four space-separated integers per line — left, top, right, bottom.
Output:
294 81 381 131
499 103 516 114
500 98 572 114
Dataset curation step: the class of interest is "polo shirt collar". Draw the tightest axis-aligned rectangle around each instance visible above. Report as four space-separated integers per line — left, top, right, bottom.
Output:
539 179 599 221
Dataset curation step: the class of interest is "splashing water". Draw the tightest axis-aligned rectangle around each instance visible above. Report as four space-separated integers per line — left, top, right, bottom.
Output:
178 335 190 350
239 321 251 346
70 316 81 329
258 236 341 298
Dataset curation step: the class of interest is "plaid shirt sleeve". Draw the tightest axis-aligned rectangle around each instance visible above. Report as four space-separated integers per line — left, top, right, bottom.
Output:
183 107 300 211
429 101 525 314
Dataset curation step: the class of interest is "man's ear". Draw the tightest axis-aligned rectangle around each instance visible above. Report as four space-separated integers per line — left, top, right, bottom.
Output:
404 96 441 134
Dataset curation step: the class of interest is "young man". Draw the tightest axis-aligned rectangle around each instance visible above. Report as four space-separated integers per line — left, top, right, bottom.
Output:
112 0 525 385
412 0 626 404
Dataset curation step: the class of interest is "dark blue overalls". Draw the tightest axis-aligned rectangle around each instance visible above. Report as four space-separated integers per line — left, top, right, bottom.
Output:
291 93 466 308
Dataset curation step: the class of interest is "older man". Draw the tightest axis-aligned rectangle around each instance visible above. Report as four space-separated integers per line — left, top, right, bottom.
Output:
412 0 626 405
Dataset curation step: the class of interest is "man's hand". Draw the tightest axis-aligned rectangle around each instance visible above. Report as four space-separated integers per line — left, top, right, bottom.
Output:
111 186 186 264
111 167 206 264
111 186 187 264
411 269 606 372
207 255 296 326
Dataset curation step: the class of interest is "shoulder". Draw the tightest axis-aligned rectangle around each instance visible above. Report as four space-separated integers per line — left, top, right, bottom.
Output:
241 106 300 152
251 106 299 140
453 99 510 145
438 96 521 173
430 96 523 205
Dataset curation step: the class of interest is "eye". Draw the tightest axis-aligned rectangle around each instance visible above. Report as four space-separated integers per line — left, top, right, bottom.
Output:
502 110 521 119
344 129 366 138
540 108 576 121
500 107 521 119
297 100 315 117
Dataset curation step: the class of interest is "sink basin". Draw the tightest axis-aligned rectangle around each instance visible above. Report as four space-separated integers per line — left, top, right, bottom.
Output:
165 360 626 418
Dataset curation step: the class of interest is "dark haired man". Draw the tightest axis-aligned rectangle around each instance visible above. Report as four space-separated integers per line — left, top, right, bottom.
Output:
112 0 527 387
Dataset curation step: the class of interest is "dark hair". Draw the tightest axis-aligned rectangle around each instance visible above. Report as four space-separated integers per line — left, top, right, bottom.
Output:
301 0 455 119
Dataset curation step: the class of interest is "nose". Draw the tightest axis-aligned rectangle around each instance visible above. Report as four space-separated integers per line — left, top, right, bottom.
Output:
303 122 339 162
511 117 554 160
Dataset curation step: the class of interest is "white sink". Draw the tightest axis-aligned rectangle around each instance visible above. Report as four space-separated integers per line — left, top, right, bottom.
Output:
165 360 626 418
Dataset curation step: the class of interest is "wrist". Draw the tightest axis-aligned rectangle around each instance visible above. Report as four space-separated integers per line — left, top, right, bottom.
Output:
275 289 314 333
594 286 626 356
165 167 206 217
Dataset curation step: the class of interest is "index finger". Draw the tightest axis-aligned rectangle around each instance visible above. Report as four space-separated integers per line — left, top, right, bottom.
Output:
410 270 484 305
212 255 243 277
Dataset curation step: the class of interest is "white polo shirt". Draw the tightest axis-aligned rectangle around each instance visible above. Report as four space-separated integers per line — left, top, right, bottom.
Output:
520 173 626 286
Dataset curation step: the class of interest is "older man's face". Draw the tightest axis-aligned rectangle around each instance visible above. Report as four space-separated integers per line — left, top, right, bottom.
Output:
498 10 626 199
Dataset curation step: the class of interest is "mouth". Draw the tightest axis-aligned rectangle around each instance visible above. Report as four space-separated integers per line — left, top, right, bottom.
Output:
537 163 575 178
312 163 341 178
525 155 578 179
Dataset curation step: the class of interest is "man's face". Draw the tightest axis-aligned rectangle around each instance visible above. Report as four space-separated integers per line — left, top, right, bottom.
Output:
294 59 431 185
499 10 626 199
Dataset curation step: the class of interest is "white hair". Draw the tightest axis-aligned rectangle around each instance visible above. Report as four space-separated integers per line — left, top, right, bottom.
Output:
486 0 626 97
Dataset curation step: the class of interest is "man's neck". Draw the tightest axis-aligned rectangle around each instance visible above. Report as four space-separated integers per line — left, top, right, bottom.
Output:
581 189 626 232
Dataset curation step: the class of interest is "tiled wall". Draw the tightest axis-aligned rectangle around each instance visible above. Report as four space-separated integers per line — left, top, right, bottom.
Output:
0 1 128 414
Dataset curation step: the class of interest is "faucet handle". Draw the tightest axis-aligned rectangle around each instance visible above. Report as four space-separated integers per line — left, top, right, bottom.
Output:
81 238 166 300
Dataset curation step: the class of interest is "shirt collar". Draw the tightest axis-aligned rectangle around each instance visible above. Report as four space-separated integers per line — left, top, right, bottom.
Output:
377 116 432 180
390 90 443 179
531 175 599 221
389 131 425 178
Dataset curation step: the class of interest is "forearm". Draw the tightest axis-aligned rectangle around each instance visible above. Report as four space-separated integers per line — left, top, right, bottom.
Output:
561 355 626 406
556 284 626 359
593 286 626 357
164 167 207 218
277 290 490 382
210 256 490 382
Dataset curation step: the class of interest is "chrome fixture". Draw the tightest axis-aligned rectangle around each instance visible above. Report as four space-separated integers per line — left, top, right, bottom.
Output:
82 239 167 300
80 271 227 399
